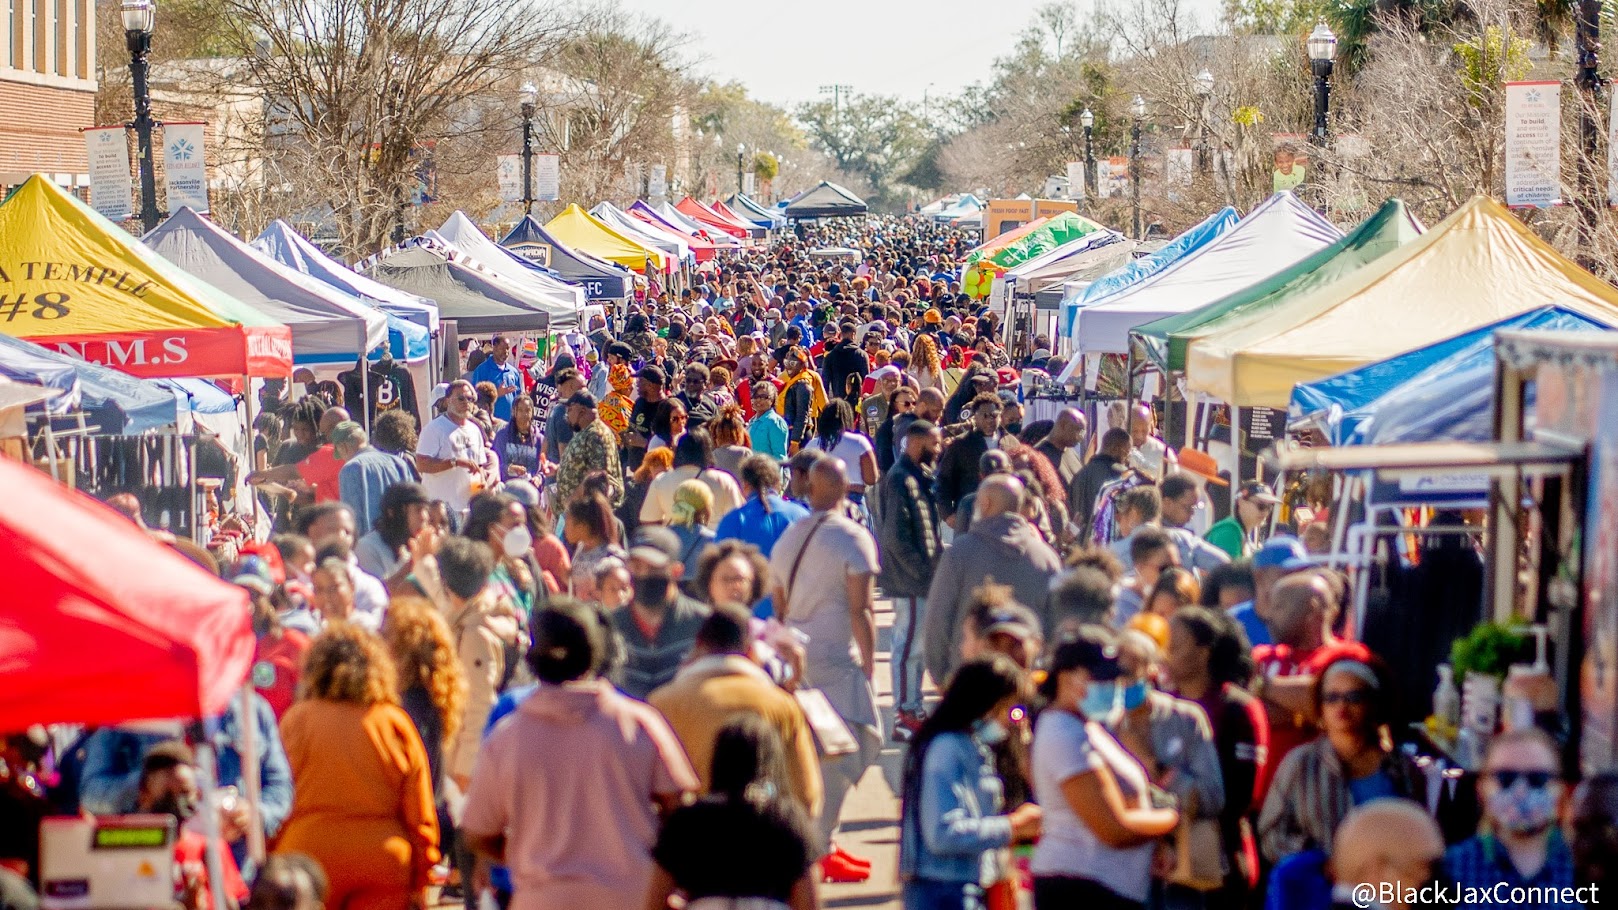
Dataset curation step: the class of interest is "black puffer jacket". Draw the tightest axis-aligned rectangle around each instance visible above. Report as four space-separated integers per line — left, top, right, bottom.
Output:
876 455 940 597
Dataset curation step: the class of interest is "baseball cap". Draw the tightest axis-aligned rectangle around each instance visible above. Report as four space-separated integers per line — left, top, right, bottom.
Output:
980 605 1040 646
1238 481 1281 505
229 558 277 597
628 526 682 570
1254 536 1311 572
1048 626 1124 682
329 421 365 448
869 364 901 382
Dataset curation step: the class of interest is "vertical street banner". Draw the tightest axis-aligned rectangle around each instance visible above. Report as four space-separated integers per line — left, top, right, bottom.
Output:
743 172 757 196
1505 81 1562 208
1608 87 1618 207
83 126 133 221
497 155 522 203
1066 161 1085 200
1166 148 1193 187
648 164 668 198
163 122 209 213
535 154 561 201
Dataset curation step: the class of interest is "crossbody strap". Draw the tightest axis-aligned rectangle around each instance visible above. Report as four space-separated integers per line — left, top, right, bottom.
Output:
784 512 834 608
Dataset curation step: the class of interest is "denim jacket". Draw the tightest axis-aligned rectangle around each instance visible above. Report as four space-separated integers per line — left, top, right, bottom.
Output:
899 730 1014 885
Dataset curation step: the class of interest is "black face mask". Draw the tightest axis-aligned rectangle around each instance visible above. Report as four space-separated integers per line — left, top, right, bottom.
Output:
1004 422 1023 437
916 448 939 467
633 574 674 608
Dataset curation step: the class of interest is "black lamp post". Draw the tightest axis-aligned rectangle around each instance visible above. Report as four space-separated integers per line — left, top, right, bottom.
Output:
520 81 536 214
1130 94 1145 239
1307 22 1337 146
121 0 160 232
1194 68 1214 173
736 143 745 194
1081 107 1096 198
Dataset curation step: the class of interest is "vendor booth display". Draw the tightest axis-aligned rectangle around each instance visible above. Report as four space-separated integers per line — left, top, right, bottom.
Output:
0 176 291 379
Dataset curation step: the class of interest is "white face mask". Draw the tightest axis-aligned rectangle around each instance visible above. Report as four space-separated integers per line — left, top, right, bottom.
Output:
502 522 534 559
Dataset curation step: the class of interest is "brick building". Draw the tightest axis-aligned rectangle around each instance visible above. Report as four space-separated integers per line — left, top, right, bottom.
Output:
0 0 95 191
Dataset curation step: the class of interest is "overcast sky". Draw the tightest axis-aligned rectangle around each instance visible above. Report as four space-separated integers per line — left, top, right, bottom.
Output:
613 0 1042 108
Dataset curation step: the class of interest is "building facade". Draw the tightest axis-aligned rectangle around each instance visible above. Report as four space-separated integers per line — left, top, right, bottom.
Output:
0 0 95 191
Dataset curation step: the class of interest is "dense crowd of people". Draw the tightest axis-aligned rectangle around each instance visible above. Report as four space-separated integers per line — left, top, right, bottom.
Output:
3 215 1615 910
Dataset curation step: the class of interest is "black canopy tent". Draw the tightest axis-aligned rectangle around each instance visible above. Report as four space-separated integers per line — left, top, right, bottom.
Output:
357 238 552 334
499 216 633 303
782 181 869 220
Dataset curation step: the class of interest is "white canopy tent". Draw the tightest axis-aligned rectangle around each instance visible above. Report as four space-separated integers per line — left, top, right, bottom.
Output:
435 212 590 330
144 208 389 365
656 202 741 247
591 202 693 265
1070 192 1341 359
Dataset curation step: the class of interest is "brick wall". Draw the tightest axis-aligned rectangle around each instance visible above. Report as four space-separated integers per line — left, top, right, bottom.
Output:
0 78 93 182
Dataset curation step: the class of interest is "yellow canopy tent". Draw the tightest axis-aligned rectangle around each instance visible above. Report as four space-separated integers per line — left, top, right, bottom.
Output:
1185 195 1618 408
0 176 291 378
544 204 668 273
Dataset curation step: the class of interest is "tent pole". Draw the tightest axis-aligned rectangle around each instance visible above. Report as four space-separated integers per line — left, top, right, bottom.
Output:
191 732 232 910
1230 405 1243 492
361 361 372 433
244 378 260 528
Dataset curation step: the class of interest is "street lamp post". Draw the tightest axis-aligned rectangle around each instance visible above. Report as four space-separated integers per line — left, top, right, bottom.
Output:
519 82 536 215
121 0 159 232
1194 68 1214 173
1130 95 1145 239
1081 108 1096 198
736 143 745 194
1307 22 1337 146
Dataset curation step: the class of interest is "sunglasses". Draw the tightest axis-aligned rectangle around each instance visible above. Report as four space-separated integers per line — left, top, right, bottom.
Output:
1490 769 1555 789
1321 690 1370 707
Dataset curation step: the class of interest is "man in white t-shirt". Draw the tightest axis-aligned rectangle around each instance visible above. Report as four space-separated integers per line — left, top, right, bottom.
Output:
1128 403 1176 481
415 379 493 516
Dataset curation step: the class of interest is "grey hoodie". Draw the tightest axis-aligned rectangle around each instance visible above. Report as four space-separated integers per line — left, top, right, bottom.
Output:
923 513 1063 685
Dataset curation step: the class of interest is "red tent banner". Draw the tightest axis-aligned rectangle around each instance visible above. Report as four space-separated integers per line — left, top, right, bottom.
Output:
0 457 255 732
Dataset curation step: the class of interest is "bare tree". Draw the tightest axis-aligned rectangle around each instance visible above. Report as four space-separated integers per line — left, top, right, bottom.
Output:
217 0 572 256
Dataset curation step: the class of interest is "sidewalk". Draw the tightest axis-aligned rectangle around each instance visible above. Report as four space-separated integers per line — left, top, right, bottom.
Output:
819 596 910 909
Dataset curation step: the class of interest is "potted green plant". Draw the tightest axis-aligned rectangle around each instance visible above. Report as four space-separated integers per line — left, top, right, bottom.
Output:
1450 621 1528 680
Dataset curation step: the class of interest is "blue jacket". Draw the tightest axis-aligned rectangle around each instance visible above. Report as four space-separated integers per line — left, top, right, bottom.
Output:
899 730 1013 885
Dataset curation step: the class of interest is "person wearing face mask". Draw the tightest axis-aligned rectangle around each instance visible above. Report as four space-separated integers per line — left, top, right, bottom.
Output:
1443 728 1580 907
877 419 944 741
136 743 251 910
462 492 541 615
1030 627 1181 909
899 655 1043 910
609 527 712 699
1106 631 1226 907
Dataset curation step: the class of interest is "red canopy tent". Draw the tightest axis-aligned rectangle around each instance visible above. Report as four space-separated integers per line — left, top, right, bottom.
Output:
710 200 769 235
676 197 749 240
0 456 254 732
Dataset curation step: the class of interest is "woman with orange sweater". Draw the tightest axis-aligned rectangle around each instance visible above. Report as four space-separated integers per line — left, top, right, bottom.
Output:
276 623 440 910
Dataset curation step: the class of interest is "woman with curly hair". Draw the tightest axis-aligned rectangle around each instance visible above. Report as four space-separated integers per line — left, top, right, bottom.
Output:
708 405 753 477
276 623 440 910
908 333 945 393
384 597 469 799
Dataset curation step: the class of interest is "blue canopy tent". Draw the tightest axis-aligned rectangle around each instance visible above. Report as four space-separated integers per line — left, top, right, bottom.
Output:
1291 306 1615 448
0 333 178 433
1059 206 1239 342
251 221 434 364
500 215 632 303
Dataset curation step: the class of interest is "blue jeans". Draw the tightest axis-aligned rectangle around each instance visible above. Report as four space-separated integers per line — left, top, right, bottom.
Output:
902 879 983 910
890 595 926 714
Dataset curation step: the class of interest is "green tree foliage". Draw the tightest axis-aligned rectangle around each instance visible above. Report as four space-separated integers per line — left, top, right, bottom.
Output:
796 92 931 209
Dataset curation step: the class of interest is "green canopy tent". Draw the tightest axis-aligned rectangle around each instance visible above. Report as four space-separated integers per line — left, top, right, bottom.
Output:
1130 199 1424 372
963 211 1110 298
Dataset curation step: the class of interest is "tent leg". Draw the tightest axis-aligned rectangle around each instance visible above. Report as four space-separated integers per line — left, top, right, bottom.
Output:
192 733 232 910
1183 390 1198 450
244 378 260 528
361 361 372 433
1230 405 1242 491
